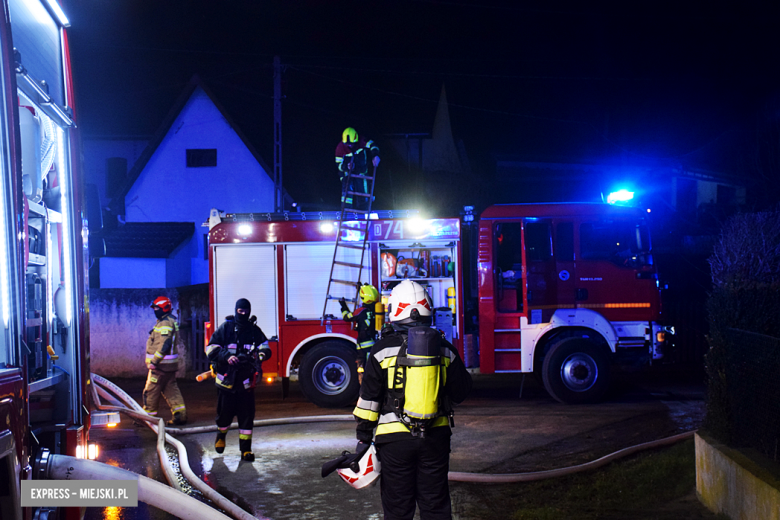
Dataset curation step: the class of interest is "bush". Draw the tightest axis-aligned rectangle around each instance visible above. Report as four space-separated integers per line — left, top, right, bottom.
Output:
704 209 780 448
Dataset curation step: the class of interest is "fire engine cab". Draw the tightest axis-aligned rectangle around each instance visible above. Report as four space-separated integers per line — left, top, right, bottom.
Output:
206 202 672 407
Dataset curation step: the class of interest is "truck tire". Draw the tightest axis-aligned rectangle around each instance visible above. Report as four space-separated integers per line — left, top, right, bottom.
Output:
299 341 360 408
542 337 610 404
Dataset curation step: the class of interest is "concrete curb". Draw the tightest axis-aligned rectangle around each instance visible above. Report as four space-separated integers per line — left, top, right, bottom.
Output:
695 431 780 520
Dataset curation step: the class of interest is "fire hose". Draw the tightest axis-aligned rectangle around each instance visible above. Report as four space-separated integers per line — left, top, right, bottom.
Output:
93 374 696 496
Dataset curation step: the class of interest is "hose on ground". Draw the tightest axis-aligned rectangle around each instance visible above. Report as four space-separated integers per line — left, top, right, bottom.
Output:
91 375 263 520
447 430 696 482
47 454 232 520
92 373 696 489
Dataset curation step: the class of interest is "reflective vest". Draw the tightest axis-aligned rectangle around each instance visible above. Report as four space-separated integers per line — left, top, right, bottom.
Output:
145 315 179 372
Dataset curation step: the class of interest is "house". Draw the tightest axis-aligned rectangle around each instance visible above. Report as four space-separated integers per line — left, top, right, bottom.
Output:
88 76 283 289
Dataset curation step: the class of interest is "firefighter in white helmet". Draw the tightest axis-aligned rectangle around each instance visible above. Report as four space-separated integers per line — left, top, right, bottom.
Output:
335 127 379 209
351 280 472 519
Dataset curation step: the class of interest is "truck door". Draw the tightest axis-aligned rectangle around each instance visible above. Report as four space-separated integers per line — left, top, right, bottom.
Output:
525 219 576 324
575 218 655 320
554 221 577 311
492 221 524 372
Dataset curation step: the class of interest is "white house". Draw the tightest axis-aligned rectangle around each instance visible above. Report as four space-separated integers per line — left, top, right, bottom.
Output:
91 76 282 288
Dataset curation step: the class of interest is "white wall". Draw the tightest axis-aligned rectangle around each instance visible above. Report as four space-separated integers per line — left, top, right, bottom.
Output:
125 87 274 285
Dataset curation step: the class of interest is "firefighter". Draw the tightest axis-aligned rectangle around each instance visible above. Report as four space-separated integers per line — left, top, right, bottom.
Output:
335 127 380 209
352 280 472 520
339 283 379 378
143 296 187 426
206 298 271 462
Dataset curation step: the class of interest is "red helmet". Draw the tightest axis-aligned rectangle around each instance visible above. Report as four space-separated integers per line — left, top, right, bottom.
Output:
150 296 172 314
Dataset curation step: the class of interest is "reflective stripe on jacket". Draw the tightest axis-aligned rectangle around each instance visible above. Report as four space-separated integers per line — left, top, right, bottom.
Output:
146 315 179 372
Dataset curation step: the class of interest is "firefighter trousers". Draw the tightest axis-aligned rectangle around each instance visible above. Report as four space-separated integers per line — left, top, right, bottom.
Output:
143 368 187 420
216 389 256 454
376 432 452 520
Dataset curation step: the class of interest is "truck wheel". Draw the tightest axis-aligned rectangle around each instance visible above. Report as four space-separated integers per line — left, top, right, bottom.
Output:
542 337 610 404
299 342 360 408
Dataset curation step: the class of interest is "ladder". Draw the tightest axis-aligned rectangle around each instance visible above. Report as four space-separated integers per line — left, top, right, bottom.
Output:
321 165 377 324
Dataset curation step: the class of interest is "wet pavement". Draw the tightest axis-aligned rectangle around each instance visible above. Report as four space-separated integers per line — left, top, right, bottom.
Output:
84 367 707 520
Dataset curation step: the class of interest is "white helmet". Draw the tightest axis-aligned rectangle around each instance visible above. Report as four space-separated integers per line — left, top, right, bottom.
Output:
388 280 433 325
337 444 381 489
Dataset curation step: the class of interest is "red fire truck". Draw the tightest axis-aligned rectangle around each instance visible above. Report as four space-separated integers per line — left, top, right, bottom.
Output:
207 202 673 407
0 1 100 519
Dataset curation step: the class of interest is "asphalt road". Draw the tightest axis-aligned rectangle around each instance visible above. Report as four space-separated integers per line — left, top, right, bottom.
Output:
84 368 707 520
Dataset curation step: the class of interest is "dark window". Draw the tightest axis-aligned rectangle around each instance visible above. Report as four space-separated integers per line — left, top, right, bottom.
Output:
186 149 217 168
524 222 552 262
580 220 652 267
556 222 574 261
717 184 735 205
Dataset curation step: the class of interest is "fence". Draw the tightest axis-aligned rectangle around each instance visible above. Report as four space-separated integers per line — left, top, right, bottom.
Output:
711 329 780 462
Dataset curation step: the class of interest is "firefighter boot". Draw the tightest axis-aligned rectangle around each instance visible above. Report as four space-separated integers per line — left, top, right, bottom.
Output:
215 431 227 454
240 438 254 462
166 411 187 427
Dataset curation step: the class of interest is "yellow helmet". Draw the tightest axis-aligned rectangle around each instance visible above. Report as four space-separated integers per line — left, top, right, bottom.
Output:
359 284 379 304
342 127 359 143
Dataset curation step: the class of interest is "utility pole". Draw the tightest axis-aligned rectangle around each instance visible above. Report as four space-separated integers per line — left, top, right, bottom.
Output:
273 56 283 212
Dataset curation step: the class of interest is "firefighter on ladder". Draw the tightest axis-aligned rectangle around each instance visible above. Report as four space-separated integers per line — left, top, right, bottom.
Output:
143 296 187 426
335 127 380 210
339 283 379 382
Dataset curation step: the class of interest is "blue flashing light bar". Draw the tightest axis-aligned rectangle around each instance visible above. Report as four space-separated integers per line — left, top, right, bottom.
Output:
607 189 634 205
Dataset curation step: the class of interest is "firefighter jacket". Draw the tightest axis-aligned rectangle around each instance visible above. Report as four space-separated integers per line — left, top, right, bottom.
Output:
145 314 179 372
206 317 271 393
352 329 472 444
341 303 377 355
335 138 379 180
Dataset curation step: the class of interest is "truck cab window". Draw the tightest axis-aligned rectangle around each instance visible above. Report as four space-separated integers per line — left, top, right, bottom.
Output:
580 220 652 268
496 222 523 312
524 222 552 261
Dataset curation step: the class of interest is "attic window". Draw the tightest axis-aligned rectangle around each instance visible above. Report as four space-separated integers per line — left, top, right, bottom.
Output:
186 149 217 167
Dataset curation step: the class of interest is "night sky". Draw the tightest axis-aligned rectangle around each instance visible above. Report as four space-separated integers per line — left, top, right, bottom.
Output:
65 1 780 210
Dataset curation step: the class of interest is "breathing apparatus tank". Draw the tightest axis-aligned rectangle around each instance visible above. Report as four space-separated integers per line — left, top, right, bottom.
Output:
401 327 443 421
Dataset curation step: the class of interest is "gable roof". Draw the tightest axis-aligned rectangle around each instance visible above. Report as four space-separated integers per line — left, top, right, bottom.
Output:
103 222 195 258
109 75 277 210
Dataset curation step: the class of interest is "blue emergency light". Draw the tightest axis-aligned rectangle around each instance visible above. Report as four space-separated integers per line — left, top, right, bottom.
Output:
606 189 634 205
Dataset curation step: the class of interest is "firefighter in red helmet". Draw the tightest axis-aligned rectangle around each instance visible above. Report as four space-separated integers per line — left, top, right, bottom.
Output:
143 296 187 425
335 127 380 209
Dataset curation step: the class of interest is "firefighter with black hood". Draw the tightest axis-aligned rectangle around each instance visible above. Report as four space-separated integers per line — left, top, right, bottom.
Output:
206 298 271 462
339 283 379 378
352 280 472 520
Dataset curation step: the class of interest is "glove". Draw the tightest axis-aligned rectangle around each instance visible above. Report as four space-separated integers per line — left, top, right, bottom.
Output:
339 298 349 314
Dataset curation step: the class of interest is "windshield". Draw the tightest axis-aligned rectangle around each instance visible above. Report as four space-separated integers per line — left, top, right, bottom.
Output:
580 220 652 268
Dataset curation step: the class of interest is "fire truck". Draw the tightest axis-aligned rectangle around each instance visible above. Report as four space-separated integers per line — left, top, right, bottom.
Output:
0 1 99 519
207 202 673 407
